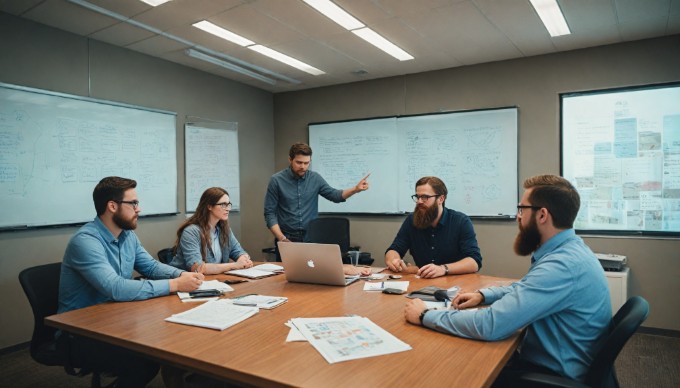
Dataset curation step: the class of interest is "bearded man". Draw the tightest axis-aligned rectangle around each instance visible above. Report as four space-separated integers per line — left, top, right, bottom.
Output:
384 176 482 278
403 174 611 383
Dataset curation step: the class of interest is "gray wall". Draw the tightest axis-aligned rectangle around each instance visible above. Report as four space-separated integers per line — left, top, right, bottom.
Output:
0 13 275 349
273 35 680 331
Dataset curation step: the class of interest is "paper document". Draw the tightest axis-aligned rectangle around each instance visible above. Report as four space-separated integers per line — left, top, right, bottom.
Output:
231 294 288 309
226 268 280 279
290 316 411 363
177 280 233 301
363 281 409 292
252 263 284 272
165 299 258 330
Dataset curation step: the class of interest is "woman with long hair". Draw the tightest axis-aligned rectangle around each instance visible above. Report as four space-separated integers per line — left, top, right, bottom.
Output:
169 187 253 273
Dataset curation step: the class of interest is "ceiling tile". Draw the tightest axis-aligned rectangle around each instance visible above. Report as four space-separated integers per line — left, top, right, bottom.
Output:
0 0 45 15
21 0 120 36
90 21 156 46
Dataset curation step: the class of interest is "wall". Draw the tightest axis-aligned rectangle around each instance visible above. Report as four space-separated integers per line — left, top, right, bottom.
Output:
274 35 680 331
0 13 275 348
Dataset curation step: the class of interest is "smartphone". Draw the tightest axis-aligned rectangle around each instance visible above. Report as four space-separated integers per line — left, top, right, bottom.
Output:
224 279 248 284
188 289 222 297
382 288 406 295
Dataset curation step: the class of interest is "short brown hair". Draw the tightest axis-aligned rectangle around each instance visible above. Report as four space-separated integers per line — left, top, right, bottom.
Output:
289 143 312 159
524 175 580 229
93 176 137 216
416 176 448 204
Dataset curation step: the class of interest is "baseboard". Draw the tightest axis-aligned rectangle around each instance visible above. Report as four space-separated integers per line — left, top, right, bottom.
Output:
0 341 29 355
638 326 680 338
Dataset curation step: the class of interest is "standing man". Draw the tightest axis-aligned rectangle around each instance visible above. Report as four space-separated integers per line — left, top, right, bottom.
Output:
58 176 204 387
264 142 370 260
404 175 611 382
385 176 482 278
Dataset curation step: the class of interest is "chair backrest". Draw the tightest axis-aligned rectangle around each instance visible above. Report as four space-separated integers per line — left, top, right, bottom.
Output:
585 296 650 388
18 262 63 366
157 247 174 264
306 217 350 255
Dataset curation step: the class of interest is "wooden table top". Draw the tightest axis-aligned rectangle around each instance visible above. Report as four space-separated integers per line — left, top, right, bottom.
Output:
46 267 520 388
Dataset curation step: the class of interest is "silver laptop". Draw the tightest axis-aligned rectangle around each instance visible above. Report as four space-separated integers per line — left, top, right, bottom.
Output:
278 242 360 286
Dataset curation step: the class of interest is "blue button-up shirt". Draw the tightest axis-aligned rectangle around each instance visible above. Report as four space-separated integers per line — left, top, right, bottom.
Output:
264 167 345 235
168 224 247 271
386 207 482 268
58 217 184 314
422 229 611 381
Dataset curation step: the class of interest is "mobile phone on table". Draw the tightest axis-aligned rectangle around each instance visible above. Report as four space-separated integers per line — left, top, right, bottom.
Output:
224 279 248 284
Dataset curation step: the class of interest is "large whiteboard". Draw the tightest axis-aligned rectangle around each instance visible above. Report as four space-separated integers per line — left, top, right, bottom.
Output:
0 83 178 229
184 123 240 212
309 108 518 217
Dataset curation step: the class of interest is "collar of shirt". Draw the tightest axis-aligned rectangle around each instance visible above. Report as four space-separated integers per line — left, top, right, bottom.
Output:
286 166 307 180
531 228 576 264
93 216 130 244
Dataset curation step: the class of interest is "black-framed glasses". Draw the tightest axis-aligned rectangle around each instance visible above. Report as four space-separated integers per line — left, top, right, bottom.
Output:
411 194 441 203
517 205 542 215
115 200 139 210
215 202 232 210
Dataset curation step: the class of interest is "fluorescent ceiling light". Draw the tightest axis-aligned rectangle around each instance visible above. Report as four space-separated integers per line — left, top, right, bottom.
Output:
352 28 413 61
529 0 571 37
186 49 276 85
140 0 171 6
302 0 364 30
192 21 254 47
248 45 325 75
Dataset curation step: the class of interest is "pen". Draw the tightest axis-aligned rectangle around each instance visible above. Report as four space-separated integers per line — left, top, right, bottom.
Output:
381 281 384 289
233 302 257 307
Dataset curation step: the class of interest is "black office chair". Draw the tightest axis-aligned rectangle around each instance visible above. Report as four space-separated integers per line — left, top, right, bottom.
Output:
306 217 351 257
511 296 650 388
157 247 174 264
18 262 102 388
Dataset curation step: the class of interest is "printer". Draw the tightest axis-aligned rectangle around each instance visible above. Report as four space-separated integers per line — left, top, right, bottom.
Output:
594 253 627 272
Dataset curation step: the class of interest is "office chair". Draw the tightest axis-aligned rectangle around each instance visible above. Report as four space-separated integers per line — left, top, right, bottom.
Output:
306 217 351 257
511 296 650 388
157 247 174 264
19 262 103 388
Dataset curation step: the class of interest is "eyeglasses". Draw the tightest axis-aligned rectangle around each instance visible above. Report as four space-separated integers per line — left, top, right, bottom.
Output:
411 194 441 203
517 205 542 215
215 202 232 210
116 200 140 210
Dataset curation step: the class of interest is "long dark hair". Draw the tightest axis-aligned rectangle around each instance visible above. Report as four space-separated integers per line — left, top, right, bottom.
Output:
174 187 231 260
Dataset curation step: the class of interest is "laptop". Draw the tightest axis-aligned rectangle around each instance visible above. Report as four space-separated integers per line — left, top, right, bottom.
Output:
278 242 360 286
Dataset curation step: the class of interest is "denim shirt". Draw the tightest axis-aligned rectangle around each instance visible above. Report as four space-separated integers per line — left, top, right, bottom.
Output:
386 207 482 268
58 217 183 314
264 167 344 235
168 224 247 271
422 229 611 381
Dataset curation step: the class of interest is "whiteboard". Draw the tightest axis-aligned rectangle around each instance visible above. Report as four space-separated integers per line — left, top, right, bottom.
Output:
309 108 518 217
0 83 178 229
184 123 240 212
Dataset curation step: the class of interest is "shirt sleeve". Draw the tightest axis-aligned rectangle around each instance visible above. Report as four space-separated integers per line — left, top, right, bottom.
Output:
67 232 172 301
316 173 345 203
422 258 576 341
264 177 280 228
385 217 412 257
226 229 247 260
133 235 183 280
176 225 205 270
458 215 483 269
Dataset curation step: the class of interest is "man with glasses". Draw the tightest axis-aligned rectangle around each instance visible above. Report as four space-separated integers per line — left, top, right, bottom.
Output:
385 176 482 277
404 175 611 383
58 176 204 387
264 142 370 261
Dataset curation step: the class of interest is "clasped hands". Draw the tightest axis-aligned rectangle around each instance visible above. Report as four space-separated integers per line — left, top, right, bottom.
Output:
404 290 485 325
386 259 446 278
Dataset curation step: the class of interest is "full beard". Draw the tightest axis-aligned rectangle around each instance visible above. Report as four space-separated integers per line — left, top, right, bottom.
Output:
113 210 137 230
513 215 541 256
413 203 438 229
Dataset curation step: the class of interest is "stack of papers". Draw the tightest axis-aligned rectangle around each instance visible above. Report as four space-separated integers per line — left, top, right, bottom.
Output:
165 299 258 330
288 316 411 363
363 281 409 292
226 263 283 279
231 294 288 309
177 280 234 302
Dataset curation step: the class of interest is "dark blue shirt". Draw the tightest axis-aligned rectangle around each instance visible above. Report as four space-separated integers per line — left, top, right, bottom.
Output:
264 167 345 235
386 207 482 268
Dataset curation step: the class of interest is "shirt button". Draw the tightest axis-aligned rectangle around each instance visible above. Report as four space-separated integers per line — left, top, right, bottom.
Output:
431 247 435 250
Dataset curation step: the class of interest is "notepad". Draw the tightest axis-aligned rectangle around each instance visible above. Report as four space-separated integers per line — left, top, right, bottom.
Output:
165 299 258 330
177 280 233 301
363 281 409 292
231 294 288 309
226 268 281 279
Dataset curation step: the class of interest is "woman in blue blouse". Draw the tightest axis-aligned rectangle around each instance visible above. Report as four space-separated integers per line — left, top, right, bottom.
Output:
169 187 253 274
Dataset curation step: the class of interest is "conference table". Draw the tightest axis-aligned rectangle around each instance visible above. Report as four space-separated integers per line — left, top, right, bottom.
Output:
46 266 521 388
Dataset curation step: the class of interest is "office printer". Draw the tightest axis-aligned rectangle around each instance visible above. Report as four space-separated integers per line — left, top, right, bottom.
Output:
594 253 627 272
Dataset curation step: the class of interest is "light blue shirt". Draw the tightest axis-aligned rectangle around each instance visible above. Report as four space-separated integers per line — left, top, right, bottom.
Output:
422 229 611 381
168 224 247 271
58 217 184 314
264 167 345 235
